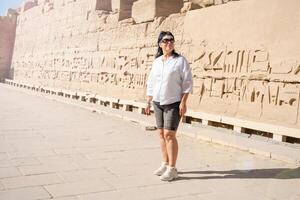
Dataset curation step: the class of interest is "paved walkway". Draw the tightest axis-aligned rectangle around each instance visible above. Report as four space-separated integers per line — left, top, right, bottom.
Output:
0 85 299 200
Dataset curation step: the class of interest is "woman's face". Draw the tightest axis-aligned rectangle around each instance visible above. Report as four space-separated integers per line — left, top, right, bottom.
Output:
159 35 175 55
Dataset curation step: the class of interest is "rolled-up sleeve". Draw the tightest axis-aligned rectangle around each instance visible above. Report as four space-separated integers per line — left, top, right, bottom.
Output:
181 58 193 94
146 65 154 96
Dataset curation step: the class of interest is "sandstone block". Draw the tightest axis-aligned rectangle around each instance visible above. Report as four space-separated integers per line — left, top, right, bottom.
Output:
22 1 38 12
53 0 65 8
111 0 120 11
66 0 76 4
109 0 137 20
181 2 202 13
6 9 18 17
43 2 54 12
37 0 47 5
0 16 16 80
190 0 214 7
95 0 112 11
132 0 183 23
118 0 138 21
215 0 231 5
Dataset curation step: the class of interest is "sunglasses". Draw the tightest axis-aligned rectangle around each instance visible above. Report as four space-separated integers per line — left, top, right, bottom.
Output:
161 38 174 44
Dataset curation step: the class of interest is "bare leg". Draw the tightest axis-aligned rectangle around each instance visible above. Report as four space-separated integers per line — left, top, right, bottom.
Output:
164 130 178 167
159 129 169 163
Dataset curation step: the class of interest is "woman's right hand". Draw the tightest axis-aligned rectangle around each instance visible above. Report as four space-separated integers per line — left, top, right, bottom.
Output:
145 104 151 115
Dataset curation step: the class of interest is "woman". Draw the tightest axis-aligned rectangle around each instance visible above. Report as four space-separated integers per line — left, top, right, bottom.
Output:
145 31 193 181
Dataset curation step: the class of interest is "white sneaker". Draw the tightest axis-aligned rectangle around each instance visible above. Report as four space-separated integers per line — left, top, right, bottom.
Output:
153 162 168 176
160 166 179 181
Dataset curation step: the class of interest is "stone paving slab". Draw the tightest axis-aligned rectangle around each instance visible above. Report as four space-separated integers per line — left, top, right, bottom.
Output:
0 182 4 191
44 180 114 198
8 149 57 159
0 186 51 200
1 173 63 189
18 162 80 176
79 180 214 200
0 84 300 200
57 168 114 182
51 197 79 200
0 167 21 179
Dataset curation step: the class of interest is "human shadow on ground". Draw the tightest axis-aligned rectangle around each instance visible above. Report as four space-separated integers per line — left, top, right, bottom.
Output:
177 167 300 180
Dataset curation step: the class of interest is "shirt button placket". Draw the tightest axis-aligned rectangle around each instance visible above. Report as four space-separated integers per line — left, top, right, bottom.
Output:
158 60 165 104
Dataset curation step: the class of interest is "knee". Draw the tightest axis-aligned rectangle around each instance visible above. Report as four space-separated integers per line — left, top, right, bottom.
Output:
164 131 176 141
159 129 164 139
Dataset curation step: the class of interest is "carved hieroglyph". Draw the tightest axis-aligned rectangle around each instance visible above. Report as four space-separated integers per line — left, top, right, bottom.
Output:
4 0 300 129
183 0 300 127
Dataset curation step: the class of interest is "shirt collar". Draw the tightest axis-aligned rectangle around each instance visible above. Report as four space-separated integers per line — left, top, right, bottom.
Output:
160 55 174 62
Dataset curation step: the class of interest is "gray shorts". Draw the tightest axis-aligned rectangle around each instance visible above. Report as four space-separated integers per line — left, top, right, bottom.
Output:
153 101 181 131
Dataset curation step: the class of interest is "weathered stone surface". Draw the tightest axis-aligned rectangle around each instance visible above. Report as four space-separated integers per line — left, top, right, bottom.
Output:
132 0 183 23
0 14 17 80
22 0 38 12
37 0 47 5
132 0 156 23
190 0 214 7
191 0 232 7
95 0 112 11
104 0 138 21
119 0 138 21
181 2 202 13
6 9 18 16
111 0 119 11
183 0 300 129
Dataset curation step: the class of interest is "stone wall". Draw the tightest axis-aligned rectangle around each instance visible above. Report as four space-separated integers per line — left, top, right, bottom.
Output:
183 0 300 128
0 10 17 80
8 0 300 130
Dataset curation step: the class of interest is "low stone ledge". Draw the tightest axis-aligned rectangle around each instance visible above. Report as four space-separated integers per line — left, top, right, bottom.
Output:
221 116 300 140
186 110 222 123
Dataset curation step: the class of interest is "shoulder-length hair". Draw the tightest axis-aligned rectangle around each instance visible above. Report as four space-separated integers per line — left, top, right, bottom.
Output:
155 31 180 58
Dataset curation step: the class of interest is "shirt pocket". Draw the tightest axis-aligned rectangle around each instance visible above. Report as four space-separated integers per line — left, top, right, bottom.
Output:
170 62 182 80
154 70 162 82
172 64 181 73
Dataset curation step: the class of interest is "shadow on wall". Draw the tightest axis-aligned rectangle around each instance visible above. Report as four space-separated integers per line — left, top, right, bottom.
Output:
9 67 14 80
177 168 300 180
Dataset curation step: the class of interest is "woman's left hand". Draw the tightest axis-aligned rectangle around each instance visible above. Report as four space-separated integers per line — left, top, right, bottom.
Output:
179 102 187 116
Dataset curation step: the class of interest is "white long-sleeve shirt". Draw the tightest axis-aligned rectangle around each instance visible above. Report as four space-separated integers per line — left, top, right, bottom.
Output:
146 55 193 105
